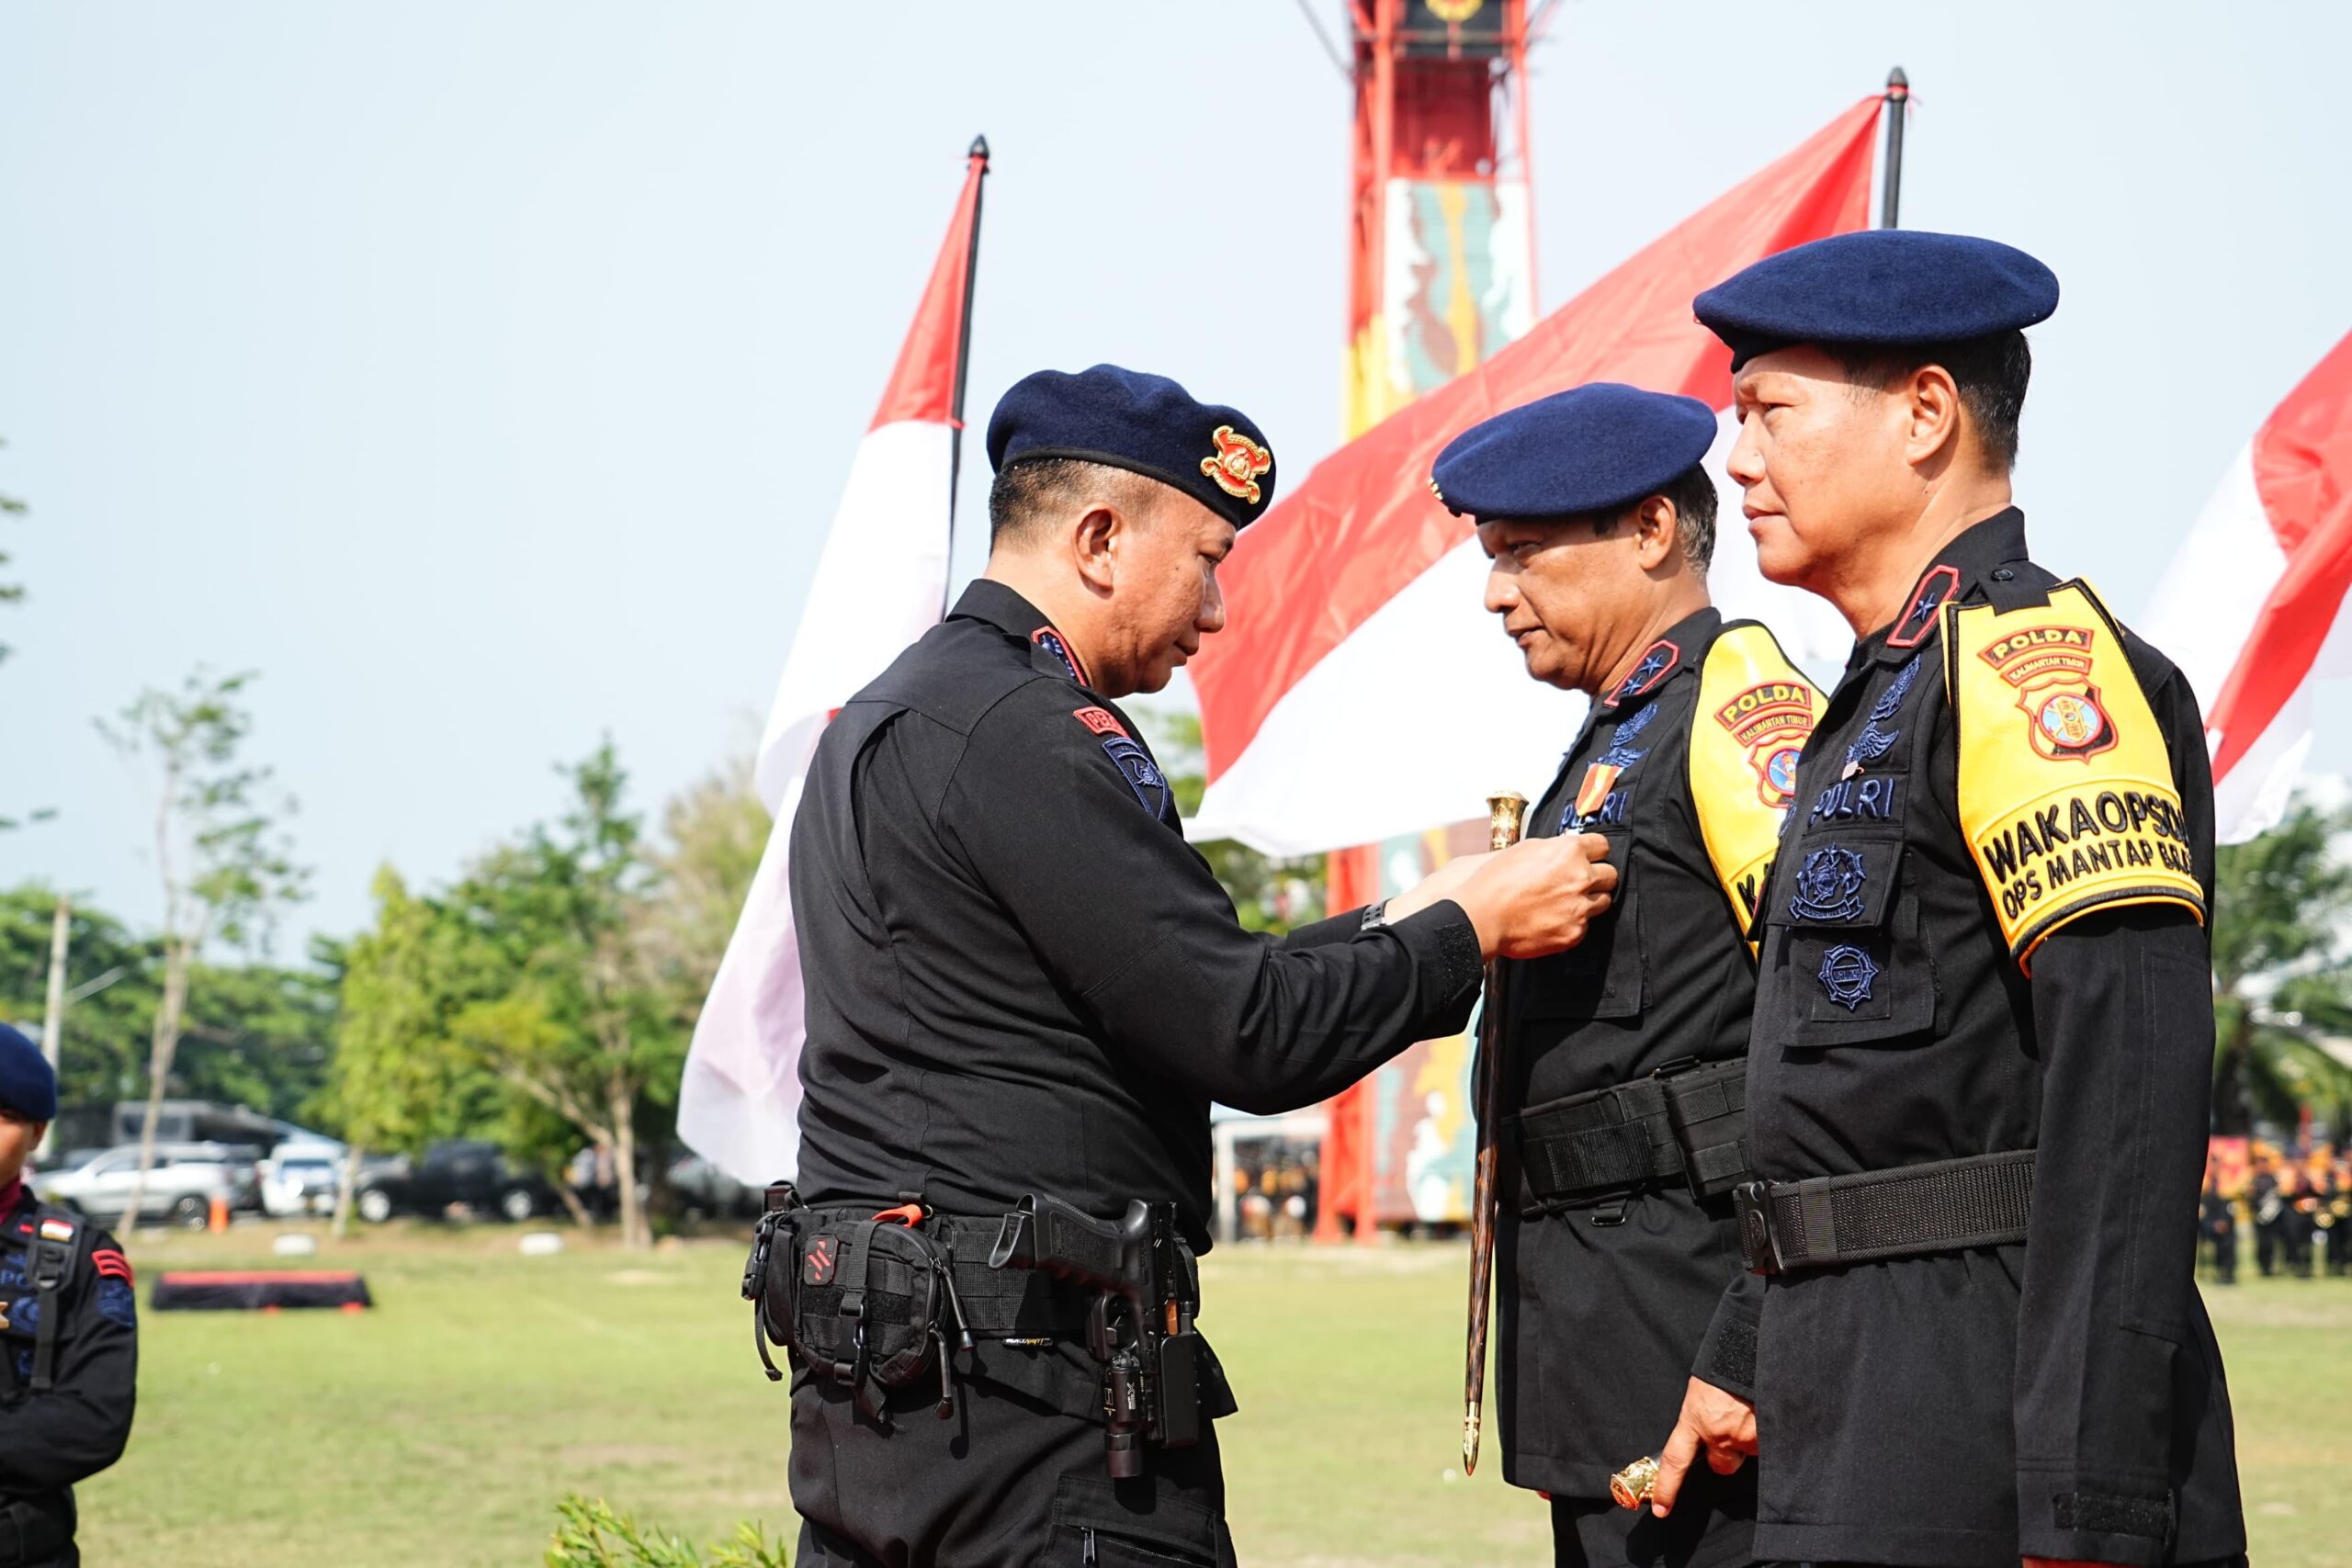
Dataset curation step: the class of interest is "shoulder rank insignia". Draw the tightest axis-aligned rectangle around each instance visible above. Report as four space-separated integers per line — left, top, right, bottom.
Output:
1690 623 1825 948
1202 425 1272 504
1605 638 1680 707
1886 562 1961 649
1031 626 1089 685
1945 580 2204 969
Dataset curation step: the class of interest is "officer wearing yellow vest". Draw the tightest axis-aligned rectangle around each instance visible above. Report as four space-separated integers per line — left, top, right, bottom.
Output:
1646 232 2245 1568
1431 383 1822 1568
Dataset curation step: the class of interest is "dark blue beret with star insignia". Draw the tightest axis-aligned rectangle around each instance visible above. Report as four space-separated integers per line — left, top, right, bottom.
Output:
985 364 1277 530
1694 230 2060 372
1429 382 1718 523
0 1022 56 1122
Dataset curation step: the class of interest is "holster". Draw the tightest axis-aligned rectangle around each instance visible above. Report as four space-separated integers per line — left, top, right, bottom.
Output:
1510 1056 1751 1217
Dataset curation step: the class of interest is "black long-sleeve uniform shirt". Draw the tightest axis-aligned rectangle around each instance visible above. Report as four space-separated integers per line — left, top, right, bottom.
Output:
790 580 1486 1255
1691 511 2245 1567
0 1184 138 1511
1496 608 1818 1568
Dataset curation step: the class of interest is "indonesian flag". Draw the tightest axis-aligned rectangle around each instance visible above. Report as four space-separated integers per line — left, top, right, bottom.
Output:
679 145 987 1185
1189 100 1883 852
2143 329 2352 843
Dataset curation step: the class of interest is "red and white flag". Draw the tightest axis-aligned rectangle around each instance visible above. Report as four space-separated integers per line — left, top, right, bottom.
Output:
2143 328 2352 843
680 144 988 1185
1189 100 1883 852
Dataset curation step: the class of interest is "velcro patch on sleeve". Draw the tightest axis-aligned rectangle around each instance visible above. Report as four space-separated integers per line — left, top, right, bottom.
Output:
1072 705 1129 739
1690 623 1824 945
92 1247 134 1285
1946 581 2204 968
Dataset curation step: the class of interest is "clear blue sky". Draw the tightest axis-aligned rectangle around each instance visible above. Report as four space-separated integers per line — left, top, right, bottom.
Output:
6 2 2349 955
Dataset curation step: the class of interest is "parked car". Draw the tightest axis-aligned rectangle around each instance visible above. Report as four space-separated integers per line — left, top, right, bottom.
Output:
258 1142 345 1218
33 1142 264 1228
351 1140 556 1224
667 1154 761 1222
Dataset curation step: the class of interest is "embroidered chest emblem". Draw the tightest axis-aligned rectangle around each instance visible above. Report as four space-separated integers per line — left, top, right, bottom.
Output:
1789 845 1869 923
1817 944 1881 1010
1978 623 2118 762
1201 425 1272 503
1843 653 1923 777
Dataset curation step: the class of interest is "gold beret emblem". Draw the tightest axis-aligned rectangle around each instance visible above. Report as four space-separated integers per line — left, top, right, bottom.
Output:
1202 425 1272 505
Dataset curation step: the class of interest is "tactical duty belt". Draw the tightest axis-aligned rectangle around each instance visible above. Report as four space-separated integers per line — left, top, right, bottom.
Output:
1512 1057 1752 1213
1735 1148 2037 1275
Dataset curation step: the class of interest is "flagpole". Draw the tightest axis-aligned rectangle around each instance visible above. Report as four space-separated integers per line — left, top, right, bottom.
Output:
946 134 991 616
1879 67 1908 229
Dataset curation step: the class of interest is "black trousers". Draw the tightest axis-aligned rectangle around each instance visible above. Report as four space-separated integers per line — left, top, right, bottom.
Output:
788 1344 1237 1568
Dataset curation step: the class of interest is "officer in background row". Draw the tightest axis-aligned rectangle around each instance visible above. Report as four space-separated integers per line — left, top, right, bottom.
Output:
1430 385 1820 1568
1649 231 2246 1567
0 1024 138 1568
776 366 1619 1565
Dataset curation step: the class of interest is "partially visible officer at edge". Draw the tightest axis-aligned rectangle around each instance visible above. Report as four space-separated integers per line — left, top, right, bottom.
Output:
1647 231 2245 1568
0 1023 138 1568
1431 383 1822 1568
776 364 1621 1566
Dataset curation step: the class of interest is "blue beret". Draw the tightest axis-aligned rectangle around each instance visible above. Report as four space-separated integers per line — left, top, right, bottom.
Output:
1430 383 1719 522
985 364 1277 530
0 1023 56 1122
1695 231 2060 371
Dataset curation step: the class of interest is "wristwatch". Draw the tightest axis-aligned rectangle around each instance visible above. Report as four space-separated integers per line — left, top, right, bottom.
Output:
1360 900 1392 932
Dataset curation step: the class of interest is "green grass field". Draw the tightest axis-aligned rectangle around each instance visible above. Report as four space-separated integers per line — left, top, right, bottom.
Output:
81 1224 2349 1566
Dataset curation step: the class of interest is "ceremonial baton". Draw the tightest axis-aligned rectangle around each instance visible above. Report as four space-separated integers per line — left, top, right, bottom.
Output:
1463 787 1528 1474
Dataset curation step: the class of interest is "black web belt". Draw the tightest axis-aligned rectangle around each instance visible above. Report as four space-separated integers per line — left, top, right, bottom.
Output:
1735 1149 2037 1275
804 1210 1102 1340
1511 1057 1751 1212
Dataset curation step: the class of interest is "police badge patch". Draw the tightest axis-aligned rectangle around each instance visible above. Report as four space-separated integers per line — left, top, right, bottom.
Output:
1790 845 1869 923
1102 737 1175 823
1817 943 1881 1010
1975 623 2119 762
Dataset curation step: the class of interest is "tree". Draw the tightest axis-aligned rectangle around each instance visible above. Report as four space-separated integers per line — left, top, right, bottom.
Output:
2210 799 2352 1134
98 670 307 1235
0 886 156 1108
1148 712 1326 933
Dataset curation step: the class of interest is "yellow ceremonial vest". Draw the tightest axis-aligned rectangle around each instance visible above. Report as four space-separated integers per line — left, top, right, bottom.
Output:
1689 622 1826 948
1943 581 2205 968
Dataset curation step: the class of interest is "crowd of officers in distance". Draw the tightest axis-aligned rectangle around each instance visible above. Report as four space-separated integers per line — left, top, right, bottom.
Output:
761 227 2250 1568
2202 1141 2352 1282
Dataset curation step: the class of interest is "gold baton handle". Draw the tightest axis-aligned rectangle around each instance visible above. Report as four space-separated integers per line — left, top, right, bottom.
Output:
1462 788 1526 1474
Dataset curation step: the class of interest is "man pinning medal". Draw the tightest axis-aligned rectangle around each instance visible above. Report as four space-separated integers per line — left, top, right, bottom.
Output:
765 364 1621 1566
1645 231 2247 1568
1430 384 1820 1568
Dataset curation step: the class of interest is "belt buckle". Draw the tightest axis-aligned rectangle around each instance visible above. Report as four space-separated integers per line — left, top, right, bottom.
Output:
1732 1180 1782 1276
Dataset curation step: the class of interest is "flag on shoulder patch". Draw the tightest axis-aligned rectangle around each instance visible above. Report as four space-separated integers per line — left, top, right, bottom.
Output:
39 1218 74 1243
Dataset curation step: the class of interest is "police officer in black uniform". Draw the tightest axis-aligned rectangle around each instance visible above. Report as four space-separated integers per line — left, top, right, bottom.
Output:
773 365 1620 1566
1428 384 1822 1568
1645 231 2245 1568
0 1024 138 1567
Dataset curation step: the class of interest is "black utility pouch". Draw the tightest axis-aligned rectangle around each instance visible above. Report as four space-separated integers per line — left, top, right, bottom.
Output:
789 1214 957 1425
1657 1059 1752 1201
743 1183 811 1382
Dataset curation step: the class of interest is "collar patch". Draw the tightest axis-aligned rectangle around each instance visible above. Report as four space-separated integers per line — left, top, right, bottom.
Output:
1606 638 1681 707
1202 425 1272 504
1031 626 1088 685
1887 563 1962 649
